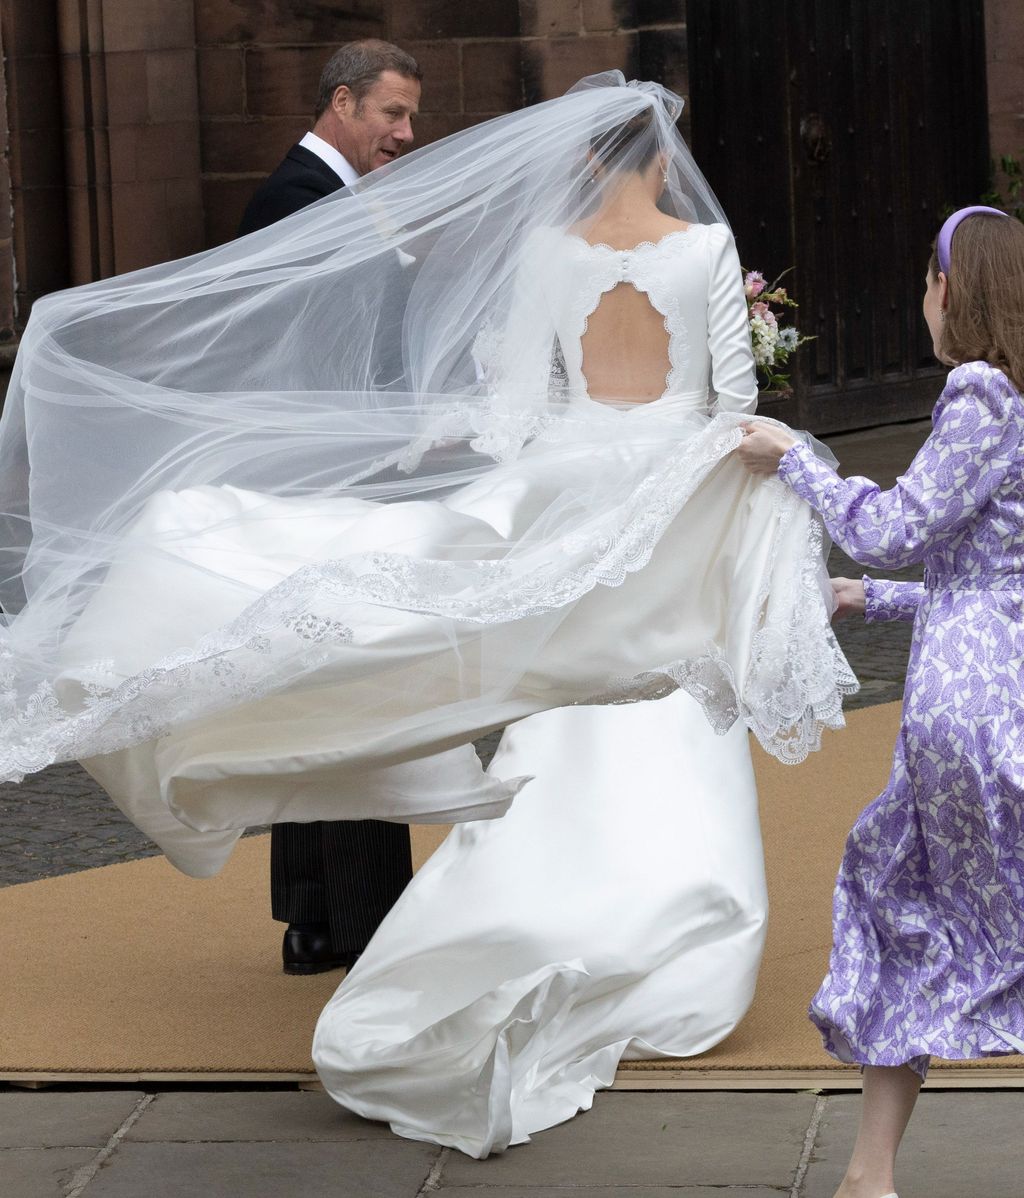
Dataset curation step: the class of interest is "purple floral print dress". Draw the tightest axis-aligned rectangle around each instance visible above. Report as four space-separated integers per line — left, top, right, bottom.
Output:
777 360 1024 1079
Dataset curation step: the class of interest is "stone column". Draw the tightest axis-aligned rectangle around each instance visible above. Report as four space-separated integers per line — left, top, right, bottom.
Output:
985 0 1024 187
58 0 204 282
1 0 68 335
0 27 16 348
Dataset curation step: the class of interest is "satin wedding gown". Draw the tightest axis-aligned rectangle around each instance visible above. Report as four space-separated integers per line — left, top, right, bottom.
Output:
20 220 849 878
0 76 854 1163
314 690 766 1158
312 224 782 1156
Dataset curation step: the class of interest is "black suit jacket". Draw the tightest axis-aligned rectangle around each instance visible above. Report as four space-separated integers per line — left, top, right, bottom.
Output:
237 143 346 236
243 143 414 944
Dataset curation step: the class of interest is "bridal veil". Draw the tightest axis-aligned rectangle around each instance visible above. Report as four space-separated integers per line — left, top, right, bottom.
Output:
0 73 854 854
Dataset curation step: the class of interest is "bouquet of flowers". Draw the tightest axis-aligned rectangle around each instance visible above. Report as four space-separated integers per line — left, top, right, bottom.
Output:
742 269 811 395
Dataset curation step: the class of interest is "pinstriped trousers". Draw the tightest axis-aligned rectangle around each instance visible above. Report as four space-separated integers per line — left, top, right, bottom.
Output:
238 178 416 955
270 820 413 953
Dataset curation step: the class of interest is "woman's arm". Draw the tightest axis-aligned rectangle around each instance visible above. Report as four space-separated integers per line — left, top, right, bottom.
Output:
747 363 1021 569
706 226 758 415
830 575 923 623
863 577 925 623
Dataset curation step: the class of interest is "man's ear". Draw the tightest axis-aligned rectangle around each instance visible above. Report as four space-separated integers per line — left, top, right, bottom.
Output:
331 85 355 120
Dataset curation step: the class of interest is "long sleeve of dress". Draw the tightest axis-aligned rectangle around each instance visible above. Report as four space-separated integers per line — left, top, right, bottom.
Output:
776 363 1023 569
863 577 925 623
706 225 758 415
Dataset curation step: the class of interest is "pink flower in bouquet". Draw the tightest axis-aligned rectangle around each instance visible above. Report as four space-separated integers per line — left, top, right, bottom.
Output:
750 301 769 317
744 270 766 298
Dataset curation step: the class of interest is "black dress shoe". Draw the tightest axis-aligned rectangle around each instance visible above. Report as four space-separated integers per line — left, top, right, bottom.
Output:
282 924 361 975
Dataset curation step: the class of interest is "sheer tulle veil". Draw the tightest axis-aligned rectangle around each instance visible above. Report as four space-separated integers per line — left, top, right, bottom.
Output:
0 71 854 811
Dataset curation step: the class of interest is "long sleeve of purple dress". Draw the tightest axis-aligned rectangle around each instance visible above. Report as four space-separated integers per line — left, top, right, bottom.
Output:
777 364 1022 569
773 360 1024 1079
863 577 924 623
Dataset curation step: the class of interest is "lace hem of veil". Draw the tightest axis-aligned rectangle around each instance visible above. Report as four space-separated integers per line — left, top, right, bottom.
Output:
0 417 856 780
588 496 856 765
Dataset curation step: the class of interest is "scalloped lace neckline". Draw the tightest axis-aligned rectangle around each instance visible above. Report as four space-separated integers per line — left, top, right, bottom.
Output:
564 226 698 255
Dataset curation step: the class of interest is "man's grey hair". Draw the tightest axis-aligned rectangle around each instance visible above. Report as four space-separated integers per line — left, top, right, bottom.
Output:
315 40 422 118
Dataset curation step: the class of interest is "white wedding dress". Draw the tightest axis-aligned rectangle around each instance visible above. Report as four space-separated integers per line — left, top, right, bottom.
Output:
0 78 853 1163
313 690 766 1158
33 221 848 879
311 225 779 1155
2 215 844 1156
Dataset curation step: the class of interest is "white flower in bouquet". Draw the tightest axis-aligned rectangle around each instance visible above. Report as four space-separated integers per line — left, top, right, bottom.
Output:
749 317 774 366
741 267 812 394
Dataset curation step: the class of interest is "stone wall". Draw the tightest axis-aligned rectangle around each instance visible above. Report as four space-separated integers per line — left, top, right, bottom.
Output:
196 2 388 247
0 23 14 348
0 1 1020 341
1 0 67 335
197 0 689 245
985 0 1024 192
58 0 205 283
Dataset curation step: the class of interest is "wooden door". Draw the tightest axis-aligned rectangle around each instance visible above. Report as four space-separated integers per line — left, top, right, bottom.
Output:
688 1 991 432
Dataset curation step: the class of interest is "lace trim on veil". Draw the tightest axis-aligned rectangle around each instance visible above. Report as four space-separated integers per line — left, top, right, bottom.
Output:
590 490 856 764
0 416 855 780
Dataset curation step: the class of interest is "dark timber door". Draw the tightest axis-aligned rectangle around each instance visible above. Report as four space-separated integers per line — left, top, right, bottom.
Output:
687 1 991 432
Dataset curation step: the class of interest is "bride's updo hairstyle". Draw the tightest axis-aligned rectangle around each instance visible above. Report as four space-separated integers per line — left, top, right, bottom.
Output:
929 213 1024 392
589 106 659 176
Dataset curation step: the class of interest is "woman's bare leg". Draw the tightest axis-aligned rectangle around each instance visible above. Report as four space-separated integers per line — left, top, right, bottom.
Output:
833 1064 923 1198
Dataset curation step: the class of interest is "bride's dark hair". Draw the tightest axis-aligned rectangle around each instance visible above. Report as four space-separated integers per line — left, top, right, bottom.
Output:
590 107 659 174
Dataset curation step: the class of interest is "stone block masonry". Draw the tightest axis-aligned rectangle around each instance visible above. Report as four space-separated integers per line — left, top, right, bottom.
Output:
198 1 690 245
985 0 1024 195
0 2 1018 342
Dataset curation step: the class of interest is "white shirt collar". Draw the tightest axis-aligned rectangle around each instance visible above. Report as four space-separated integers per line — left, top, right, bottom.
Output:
299 131 415 268
298 132 360 187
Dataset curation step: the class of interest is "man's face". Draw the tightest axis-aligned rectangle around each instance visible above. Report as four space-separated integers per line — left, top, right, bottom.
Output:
335 71 421 176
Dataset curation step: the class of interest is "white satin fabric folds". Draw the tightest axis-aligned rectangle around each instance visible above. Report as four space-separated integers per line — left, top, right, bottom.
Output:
314 689 766 1158
0 79 856 856
43 391 851 877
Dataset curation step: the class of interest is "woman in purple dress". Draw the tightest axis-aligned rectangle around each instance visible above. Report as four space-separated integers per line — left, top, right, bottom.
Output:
739 205 1024 1198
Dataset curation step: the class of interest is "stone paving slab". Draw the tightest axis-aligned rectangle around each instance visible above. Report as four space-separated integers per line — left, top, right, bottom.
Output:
442 1092 815 1189
126 1089 394 1143
0 1146 98 1198
6 1085 1024 1196
803 1091 1024 1198
0 1090 143 1148
81 1139 440 1198
435 1190 788 1196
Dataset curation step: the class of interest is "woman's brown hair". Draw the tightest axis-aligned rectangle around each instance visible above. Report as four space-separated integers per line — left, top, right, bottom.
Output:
929 213 1024 393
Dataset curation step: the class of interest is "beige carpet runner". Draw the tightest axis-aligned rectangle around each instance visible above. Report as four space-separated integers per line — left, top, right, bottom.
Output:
2 701 1021 1084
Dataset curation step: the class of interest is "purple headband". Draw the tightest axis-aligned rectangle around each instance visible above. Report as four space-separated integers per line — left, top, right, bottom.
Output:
936 205 1009 275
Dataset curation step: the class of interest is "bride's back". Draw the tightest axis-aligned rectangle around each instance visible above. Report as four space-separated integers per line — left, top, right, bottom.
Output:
569 210 692 404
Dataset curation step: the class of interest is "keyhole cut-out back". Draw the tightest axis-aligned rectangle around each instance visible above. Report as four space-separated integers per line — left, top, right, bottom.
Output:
580 282 672 403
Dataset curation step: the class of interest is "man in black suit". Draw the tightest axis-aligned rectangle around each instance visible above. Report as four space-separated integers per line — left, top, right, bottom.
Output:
237 40 422 975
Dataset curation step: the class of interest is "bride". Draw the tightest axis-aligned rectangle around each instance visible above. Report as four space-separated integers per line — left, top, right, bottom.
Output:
312 89 777 1156
0 73 853 1147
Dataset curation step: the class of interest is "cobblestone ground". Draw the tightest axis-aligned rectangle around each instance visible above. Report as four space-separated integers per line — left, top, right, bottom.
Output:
0 421 931 889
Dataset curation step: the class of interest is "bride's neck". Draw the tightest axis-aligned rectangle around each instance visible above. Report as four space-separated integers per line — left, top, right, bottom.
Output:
592 172 662 225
